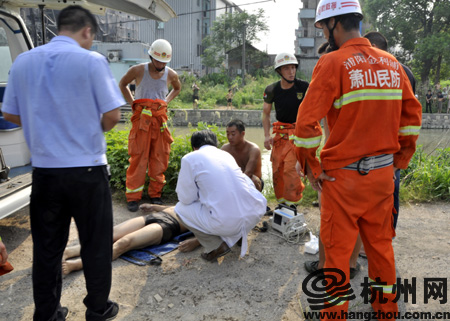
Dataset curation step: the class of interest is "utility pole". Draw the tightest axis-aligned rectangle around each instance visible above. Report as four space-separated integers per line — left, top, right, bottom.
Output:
242 23 246 86
38 5 46 45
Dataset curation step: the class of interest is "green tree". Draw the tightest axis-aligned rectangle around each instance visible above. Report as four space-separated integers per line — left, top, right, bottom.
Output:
364 0 450 84
202 9 269 71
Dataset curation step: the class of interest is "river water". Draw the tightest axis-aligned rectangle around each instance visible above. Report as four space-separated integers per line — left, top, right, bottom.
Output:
167 127 450 182
116 124 449 180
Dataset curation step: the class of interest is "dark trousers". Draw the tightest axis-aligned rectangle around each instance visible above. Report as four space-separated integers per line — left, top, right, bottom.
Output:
30 166 113 320
425 101 432 113
393 169 400 229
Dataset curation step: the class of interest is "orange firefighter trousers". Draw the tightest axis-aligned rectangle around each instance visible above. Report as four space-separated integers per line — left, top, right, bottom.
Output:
126 99 173 202
320 165 397 320
271 122 305 205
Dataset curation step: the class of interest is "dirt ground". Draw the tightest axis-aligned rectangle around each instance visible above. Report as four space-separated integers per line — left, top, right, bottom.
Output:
0 200 448 321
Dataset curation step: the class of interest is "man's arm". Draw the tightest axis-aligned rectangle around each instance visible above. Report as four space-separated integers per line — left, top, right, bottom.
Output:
165 70 181 104
119 66 139 105
2 112 21 126
101 108 121 132
243 146 261 178
262 102 273 150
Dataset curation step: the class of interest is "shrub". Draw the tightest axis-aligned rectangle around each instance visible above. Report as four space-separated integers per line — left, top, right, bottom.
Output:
104 129 130 190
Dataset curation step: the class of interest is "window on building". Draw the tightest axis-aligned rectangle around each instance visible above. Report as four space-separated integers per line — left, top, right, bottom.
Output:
197 44 202 57
197 0 200 6
203 0 210 17
197 19 200 33
156 21 164 29
304 30 308 37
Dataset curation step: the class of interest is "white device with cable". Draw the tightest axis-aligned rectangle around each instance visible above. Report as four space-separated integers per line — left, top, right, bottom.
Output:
270 204 306 235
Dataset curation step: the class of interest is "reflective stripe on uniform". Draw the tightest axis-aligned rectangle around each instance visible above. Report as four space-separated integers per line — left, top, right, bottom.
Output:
160 122 168 132
284 199 301 206
369 278 395 293
399 125 420 136
324 293 352 306
126 185 144 193
149 177 166 184
142 109 152 117
333 89 403 109
277 198 286 204
293 135 322 148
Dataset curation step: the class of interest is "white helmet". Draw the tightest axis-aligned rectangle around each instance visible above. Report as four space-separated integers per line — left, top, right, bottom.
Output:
274 53 298 70
314 0 363 28
148 39 172 63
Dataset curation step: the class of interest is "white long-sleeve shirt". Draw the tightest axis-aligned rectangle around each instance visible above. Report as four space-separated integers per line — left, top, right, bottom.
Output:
175 145 267 257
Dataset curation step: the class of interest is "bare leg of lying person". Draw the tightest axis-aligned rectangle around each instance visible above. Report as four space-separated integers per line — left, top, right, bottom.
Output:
62 205 188 275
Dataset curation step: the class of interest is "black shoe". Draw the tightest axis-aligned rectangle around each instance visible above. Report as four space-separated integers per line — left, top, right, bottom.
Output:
264 206 273 216
150 197 163 205
201 242 231 262
127 201 139 212
86 300 119 321
57 306 69 320
350 262 361 280
304 260 321 274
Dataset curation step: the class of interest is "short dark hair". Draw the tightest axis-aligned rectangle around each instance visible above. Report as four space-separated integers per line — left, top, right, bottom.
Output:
329 13 361 32
191 129 218 149
227 119 245 133
57 5 98 34
363 31 388 51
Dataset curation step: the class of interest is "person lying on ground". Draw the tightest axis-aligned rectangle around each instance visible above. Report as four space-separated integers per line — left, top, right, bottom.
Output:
62 204 189 275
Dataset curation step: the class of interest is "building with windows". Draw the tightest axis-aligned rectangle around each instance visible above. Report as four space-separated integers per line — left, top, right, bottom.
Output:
20 1 241 77
294 0 327 78
137 0 241 76
294 0 371 78
295 0 325 58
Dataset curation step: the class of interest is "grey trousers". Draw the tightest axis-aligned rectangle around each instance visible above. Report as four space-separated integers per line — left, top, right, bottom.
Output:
176 213 223 253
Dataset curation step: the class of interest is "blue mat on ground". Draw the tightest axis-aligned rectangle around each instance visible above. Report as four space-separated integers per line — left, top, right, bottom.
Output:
120 231 194 266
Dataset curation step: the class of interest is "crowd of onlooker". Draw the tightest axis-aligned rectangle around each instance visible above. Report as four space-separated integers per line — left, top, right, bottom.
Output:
424 83 450 114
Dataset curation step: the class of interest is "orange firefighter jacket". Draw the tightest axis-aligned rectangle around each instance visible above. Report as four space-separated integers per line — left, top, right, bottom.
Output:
293 38 422 178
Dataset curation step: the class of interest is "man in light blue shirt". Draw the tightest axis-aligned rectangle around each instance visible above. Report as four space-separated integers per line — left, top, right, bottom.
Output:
2 6 124 321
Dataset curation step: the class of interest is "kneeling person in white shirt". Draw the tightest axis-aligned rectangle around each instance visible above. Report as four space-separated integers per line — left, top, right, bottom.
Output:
175 129 267 261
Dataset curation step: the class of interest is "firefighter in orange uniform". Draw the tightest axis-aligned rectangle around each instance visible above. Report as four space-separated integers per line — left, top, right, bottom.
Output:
119 39 181 212
293 1 422 320
262 53 309 207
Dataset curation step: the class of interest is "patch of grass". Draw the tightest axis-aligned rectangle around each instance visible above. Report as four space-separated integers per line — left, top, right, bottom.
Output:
401 146 450 202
